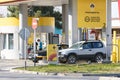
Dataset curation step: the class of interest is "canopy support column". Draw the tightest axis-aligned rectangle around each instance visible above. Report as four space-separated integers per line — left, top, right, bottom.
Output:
19 4 28 59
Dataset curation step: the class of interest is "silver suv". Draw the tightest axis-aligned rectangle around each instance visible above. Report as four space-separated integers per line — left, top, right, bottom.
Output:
58 40 106 64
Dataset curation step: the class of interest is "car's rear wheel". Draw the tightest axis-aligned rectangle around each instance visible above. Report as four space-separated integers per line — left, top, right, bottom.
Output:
67 54 77 64
95 54 103 63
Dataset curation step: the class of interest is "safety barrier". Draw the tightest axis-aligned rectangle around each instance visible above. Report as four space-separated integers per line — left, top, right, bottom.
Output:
111 31 120 63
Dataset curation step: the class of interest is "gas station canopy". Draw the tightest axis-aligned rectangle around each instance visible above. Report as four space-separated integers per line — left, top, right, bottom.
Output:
0 0 68 6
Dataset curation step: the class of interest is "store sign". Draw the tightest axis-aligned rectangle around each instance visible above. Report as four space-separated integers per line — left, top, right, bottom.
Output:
77 0 106 28
32 18 38 30
47 44 58 62
88 30 95 40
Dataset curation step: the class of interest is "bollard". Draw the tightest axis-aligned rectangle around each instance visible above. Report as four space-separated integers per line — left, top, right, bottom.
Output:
111 52 117 63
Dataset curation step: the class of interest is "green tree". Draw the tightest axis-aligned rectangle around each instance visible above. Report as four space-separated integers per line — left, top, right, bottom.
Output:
52 11 62 29
28 6 62 29
7 6 19 18
8 6 62 29
40 6 54 16
28 6 54 17
34 10 41 17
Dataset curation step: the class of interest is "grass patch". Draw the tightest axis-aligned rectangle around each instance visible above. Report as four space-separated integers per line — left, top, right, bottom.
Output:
16 63 120 74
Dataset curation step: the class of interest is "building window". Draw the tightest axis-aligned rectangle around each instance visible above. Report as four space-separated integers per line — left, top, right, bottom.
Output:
8 34 13 49
3 34 6 49
3 33 13 49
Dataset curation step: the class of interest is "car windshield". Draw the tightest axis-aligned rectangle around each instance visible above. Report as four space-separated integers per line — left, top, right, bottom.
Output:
70 42 83 49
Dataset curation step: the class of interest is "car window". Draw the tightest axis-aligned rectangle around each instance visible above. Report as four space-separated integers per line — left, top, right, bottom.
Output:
92 42 103 48
70 43 82 49
83 42 92 49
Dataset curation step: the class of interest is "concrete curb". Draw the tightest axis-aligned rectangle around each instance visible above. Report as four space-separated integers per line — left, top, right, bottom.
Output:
83 73 120 77
10 69 120 80
10 69 84 76
10 69 48 75
10 69 120 78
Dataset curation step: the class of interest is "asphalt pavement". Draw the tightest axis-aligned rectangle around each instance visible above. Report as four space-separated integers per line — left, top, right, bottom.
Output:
0 59 35 70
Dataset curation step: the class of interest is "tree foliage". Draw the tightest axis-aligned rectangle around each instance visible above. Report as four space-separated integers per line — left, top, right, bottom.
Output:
34 10 41 17
52 11 62 29
7 6 19 18
8 6 62 29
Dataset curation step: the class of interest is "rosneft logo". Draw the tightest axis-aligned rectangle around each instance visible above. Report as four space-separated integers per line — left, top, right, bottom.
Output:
90 3 95 11
90 3 95 8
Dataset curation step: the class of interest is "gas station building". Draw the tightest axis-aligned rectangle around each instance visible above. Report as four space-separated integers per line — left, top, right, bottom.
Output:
0 0 116 59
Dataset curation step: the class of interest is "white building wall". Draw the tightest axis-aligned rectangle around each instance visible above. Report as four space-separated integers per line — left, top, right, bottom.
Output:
0 26 19 59
0 34 3 58
112 2 119 18
112 2 120 27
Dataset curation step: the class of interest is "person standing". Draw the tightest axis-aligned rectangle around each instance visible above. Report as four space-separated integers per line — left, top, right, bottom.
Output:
36 42 38 50
37 39 43 50
39 40 43 50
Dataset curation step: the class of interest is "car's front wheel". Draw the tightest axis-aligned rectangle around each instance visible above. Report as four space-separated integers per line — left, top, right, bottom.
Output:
95 54 103 63
67 54 77 64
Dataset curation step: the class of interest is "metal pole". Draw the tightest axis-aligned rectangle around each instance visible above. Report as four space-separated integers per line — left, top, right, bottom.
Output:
24 28 27 70
34 29 36 66
106 35 109 61
106 0 112 61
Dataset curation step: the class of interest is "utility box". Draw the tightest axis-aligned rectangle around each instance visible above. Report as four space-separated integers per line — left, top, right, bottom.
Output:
48 33 59 44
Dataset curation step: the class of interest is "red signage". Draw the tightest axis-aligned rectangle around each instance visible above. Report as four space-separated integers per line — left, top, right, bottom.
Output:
32 18 37 30
118 0 120 19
